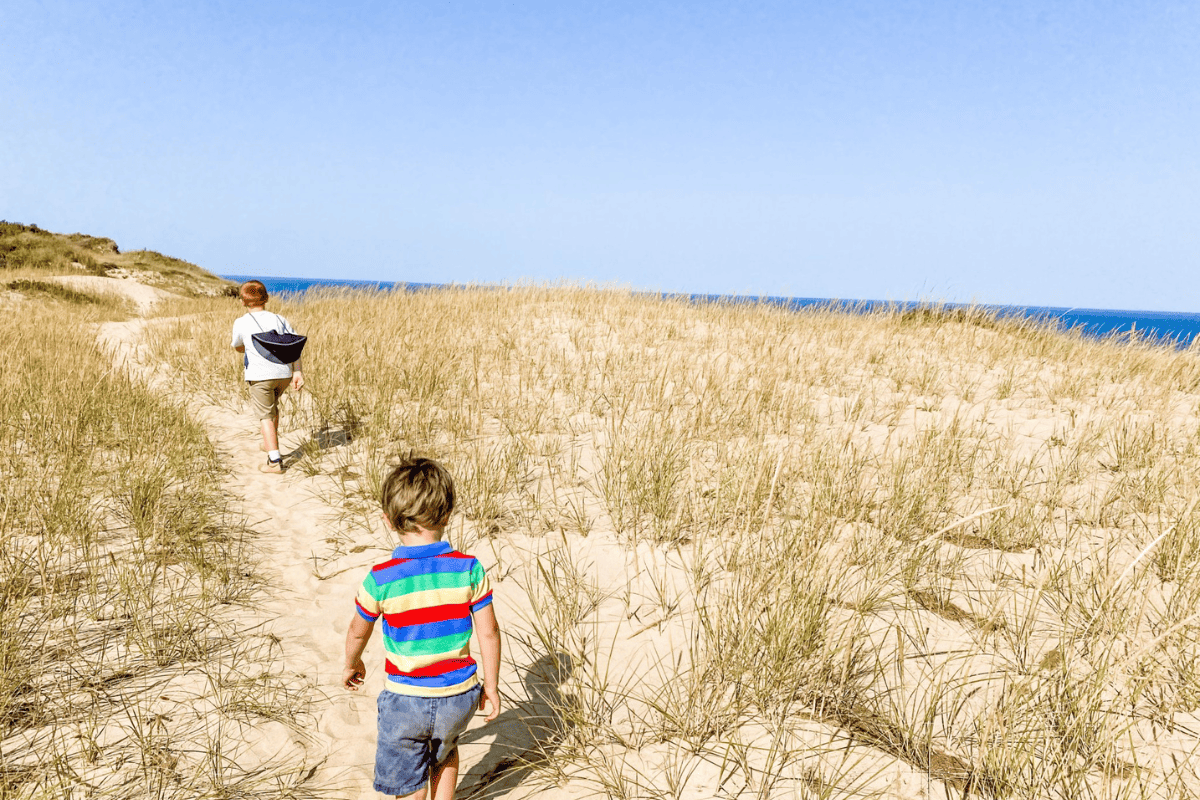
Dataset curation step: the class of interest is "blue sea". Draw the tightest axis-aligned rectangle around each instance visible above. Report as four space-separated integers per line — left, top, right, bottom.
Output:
223 274 1200 349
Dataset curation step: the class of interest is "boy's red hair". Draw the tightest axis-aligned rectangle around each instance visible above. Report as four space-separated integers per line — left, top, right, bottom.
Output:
240 280 268 306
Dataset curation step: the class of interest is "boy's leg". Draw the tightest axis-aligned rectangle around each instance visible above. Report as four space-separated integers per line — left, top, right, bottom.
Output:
258 379 289 455
260 414 277 451
376 692 437 799
387 756 456 800
260 415 279 452
429 749 459 800
249 380 285 455
424 684 479 800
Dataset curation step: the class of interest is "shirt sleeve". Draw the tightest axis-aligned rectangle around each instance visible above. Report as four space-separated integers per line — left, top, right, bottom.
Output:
355 572 382 621
231 319 243 348
469 560 493 612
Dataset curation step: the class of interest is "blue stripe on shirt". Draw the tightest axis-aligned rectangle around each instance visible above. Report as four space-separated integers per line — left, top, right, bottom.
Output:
372 557 476 586
382 616 473 643
386 662 479 688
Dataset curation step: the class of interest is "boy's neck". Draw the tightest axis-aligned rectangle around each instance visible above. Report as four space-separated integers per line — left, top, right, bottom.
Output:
398 525 447 548
245 304 266 312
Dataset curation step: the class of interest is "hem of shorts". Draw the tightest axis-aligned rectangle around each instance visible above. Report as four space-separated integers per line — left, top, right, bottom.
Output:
375 779 426 796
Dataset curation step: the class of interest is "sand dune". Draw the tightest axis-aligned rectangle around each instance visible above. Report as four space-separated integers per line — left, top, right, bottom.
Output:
27 273 1200 799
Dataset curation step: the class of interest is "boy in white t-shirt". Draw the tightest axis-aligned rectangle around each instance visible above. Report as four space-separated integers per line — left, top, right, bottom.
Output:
231 280 304 473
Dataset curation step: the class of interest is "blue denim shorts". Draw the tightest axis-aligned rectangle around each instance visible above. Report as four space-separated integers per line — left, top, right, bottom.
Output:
374 683 482 795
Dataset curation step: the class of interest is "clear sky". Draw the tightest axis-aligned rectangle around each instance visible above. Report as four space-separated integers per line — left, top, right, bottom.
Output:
3 1 1198 310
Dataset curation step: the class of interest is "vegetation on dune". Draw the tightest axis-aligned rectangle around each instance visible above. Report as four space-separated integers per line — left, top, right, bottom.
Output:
151 285 1200 798
0 221 235 297
6 221 1192 796
3 277 135 315
0 303 318 798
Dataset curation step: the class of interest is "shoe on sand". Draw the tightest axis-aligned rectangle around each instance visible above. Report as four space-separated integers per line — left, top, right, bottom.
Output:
259 458 283 474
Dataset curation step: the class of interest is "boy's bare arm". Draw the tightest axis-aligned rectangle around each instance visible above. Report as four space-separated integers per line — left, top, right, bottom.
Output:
473 604 502 721
343 614 375 690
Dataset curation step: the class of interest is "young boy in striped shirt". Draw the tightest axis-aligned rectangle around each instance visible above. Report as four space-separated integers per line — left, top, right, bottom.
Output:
343 457 501 799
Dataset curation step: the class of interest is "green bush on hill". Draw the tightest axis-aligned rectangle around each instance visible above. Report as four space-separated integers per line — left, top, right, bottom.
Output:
0 221 109 273
0 220 235 297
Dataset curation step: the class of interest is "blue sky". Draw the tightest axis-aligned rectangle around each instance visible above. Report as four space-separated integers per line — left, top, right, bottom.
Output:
4 1 1199 310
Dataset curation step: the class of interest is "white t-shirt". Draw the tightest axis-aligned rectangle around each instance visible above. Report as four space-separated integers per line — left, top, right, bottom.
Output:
231 311 302 382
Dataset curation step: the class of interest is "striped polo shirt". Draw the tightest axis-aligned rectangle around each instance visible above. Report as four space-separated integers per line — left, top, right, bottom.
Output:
355 541 493 697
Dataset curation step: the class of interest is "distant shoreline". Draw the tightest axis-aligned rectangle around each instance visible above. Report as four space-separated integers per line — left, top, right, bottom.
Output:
222 274 1200 347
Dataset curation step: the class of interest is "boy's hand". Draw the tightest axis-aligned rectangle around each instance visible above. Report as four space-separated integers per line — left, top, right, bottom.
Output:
343 659 366 691
479 685 500 721
291 371 305 392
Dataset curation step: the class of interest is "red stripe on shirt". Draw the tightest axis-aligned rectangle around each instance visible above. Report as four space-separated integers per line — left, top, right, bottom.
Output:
371 557 411 574
384 603 471 628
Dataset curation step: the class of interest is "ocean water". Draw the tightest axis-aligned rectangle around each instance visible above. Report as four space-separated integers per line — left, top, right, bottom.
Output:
223 275 1200 348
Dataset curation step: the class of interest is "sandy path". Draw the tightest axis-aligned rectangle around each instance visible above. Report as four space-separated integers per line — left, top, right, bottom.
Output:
96 316 565 800
46 274 173 314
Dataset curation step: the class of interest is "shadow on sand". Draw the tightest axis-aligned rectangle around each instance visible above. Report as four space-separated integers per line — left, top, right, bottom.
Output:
282 423 355 468
458 652 573 799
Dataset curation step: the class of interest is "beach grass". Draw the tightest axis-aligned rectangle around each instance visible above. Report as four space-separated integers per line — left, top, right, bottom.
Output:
147 284 1200 798
0 302 319 798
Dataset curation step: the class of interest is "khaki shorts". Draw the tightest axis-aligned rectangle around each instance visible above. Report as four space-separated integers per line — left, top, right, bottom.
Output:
248 378 291 420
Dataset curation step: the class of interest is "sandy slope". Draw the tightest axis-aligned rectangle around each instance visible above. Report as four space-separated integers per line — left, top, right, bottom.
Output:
45 274 173 314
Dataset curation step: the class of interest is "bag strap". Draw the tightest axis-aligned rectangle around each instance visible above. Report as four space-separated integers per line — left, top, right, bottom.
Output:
248 312 286 334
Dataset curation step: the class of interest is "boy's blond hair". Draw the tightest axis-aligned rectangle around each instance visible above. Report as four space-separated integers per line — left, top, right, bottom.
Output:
381 456 456 532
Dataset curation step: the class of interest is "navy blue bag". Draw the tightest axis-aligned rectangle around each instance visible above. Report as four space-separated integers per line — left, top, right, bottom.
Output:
249 312 307 365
